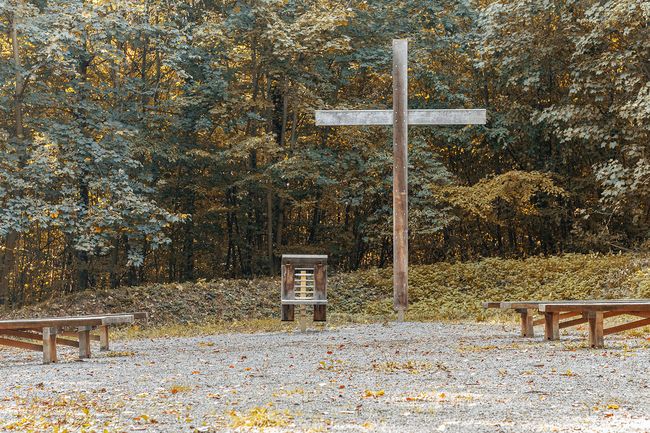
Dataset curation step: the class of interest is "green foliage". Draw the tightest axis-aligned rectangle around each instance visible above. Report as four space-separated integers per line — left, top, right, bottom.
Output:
8 253 649 326
477 0 650 248
383 253 650 321
332 253 650 321
0 0 648 303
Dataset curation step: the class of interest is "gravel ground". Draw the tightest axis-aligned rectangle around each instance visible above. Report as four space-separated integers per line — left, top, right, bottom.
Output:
0 322 649 432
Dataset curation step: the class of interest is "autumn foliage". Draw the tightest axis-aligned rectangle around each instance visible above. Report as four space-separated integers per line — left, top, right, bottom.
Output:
8 253 649 325
0 0 648 306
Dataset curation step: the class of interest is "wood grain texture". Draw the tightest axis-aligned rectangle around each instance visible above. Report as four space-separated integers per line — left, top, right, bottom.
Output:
78 326 92 359
281 299 328 305
544 312 560 340
0 329 42 341
43 327 57 364
281 263 295 321
519 308 534 337
99 325 110 351
540 302 650 313
558 316 588 329
0 315 134 330
313 262 327 322
393 39 408 317
604 317 650 336
100 315 135 325
0 337 42 351
61 330 100 342
280 255 328 267
588 311 604 348
315 109 486 126
495 300 645 310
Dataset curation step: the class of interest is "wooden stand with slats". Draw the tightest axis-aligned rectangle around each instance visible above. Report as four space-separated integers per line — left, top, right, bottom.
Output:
281 254 328 332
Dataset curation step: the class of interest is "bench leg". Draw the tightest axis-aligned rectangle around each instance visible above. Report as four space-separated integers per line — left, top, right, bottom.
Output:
78 326 92 359
313 305 326 322
519 309 535 337
544 312 560 340
99 325 109 351
43 327 57 364
588 311 604 348
298 305 307 332
281 305 295 321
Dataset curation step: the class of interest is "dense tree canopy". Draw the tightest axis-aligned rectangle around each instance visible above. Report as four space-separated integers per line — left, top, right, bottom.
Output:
0 0 648 305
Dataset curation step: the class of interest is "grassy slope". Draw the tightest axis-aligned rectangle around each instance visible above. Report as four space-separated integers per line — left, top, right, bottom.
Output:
4 253 649 330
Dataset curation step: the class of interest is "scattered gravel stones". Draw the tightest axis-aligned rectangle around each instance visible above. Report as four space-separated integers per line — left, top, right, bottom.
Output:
0 322 648 432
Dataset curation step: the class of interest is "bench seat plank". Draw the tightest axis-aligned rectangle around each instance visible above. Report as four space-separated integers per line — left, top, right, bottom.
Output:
539 302 650 313
0 314 135 330
485 299 647 310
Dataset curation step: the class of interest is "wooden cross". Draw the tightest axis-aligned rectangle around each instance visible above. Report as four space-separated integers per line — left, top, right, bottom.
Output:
315 39 486 321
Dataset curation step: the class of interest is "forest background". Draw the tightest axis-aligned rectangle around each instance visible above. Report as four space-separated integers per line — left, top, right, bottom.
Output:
0 0 648 307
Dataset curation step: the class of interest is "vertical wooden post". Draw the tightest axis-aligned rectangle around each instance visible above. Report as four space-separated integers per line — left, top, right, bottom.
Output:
299 306 307 332
393 39 408 321
519 308 534 337
313 262 327 322
544 312 560 340
42 327 57 364
78 326 92 359
588 311 604 348
99 325 109 351
281 263 295 321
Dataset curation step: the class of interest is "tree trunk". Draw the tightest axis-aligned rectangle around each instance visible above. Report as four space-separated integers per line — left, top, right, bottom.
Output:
74 44 92 291
289 109 298 149
266 190 273 271
110 238 120 288
308 191 321 244
0 232 18 309
1 11 25 307
76 178 90 291
275 198 284 248
140 0 150 109
279 80 289 146
11 11 24 139
181 190 195 281
167 234 176 282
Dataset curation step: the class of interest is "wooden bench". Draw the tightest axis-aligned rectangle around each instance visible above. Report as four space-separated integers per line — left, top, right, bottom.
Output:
0 312 147 364
484 300 650 347
483 300 639 338
538 302 650 348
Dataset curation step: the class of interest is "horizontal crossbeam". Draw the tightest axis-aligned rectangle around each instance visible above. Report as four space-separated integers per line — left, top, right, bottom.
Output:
0 337 43 352
604 317 650 336
0 329 80 348
315 109 486 126
281 299 328 305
